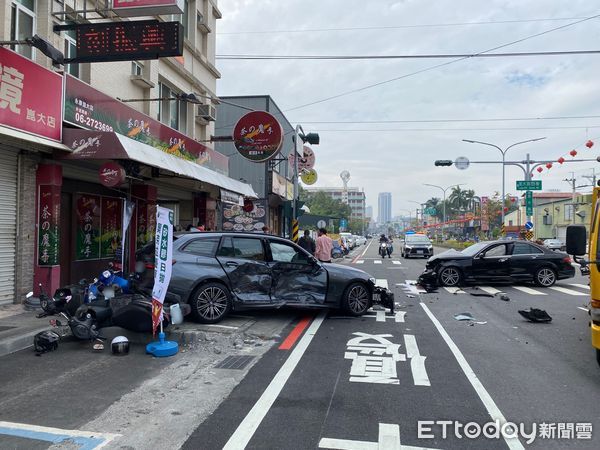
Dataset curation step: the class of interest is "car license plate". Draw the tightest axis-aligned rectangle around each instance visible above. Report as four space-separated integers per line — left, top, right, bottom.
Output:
417 250 423 254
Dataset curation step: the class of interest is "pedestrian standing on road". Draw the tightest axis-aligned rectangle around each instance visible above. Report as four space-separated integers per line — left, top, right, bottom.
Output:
298 230 316 255
315 228 333 263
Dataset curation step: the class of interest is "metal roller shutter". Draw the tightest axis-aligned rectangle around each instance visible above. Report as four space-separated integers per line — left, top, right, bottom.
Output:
0 148 18 303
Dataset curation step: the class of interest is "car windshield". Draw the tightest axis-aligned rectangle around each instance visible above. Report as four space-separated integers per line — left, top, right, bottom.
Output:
460 242 489 256
405 235 430 244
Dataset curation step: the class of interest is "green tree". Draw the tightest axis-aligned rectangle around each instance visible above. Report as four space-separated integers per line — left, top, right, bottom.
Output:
304 191 352 218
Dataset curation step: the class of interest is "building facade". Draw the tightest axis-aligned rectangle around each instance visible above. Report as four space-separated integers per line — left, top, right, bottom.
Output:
378 192 392 224
303 187 366 221
0 0 258 302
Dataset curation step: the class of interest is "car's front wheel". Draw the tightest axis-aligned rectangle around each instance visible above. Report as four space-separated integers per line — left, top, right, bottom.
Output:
343 282 371 316
534 267 557 287
438 266 462 287
190 282 231 323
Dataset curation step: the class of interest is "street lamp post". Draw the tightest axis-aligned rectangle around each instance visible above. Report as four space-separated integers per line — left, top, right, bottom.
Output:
462 137 546 229
423 183 465 241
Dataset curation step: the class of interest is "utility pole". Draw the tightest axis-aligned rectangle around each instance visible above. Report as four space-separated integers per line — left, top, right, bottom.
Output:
582 169 597 187
564 172 577 224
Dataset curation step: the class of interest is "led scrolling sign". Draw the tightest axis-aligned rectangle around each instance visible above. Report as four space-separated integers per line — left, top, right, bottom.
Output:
65 20 183 63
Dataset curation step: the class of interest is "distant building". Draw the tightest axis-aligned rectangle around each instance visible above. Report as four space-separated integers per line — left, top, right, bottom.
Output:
378 192 392 224
304 187 366 220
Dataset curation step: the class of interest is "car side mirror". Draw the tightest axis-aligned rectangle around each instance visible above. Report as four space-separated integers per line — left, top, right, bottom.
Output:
566 225 587 256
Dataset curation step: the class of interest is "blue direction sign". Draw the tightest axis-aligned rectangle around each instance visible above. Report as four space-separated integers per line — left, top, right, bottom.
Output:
525 221 534 230
339 219 348 230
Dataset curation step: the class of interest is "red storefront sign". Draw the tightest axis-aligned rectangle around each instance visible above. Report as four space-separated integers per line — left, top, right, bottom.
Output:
64 75 229 174
113 0 184 17
0 47 63 142
99 162 126 187
100 197 123 259
75 194 101 260
37 185 60 266
233 111 283 162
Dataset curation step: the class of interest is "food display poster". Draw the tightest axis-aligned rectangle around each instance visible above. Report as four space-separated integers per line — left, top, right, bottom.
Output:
221 199 268 232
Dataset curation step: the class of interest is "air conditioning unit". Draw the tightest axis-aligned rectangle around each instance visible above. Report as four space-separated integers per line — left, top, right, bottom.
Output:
195 104 216 122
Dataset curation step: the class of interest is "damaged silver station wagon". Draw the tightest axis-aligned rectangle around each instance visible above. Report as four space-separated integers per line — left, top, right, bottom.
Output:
136 231 393 323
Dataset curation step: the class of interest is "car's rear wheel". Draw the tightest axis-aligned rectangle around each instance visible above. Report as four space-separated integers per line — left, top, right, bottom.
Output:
438 267 462 287
534 267 557 287
343 282 371 316
190 282 231 323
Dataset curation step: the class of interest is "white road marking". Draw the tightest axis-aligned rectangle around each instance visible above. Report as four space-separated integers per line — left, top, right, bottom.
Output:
375 279 389 289
222 312 327 450
548 286 588 296
420 303 525 450
512 286 546 296
319 422 440 450
443 287 465 294
404 335 430 387
392 260 402 265
569 283 590 290
374 260 383 264
395 311 406 323
478 286 502 295
351 240 374 264
577 307 589 312
355 260 365 264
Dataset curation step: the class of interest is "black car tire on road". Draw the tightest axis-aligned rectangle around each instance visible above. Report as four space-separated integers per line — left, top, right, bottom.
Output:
438 266 462 287
190 282 232 323
342 282 371 316
534 267 557 287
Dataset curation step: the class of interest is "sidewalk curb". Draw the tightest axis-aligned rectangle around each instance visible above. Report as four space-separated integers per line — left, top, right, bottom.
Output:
0 326 51 358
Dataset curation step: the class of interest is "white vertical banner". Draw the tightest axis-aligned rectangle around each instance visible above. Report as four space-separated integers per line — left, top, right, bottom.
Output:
121 200 135 269
151 206 174 335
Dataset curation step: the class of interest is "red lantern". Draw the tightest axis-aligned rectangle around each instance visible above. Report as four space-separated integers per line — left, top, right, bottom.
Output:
545 162 552 169
586 140 594 148
537 167 543 173
557 157 565 164
570 149 577 157
503 207 509 213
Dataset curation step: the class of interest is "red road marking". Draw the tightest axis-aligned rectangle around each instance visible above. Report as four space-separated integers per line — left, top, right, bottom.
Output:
279 316 313 350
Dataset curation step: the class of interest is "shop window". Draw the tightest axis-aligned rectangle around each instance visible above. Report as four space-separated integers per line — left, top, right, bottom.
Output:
64 29 79 78
10 0 36 60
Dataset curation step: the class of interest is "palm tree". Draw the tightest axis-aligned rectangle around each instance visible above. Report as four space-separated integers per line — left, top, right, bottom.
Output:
448 186 469 215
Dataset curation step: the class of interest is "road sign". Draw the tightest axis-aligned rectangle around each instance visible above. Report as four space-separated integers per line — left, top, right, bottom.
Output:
525 221 534 230
424 207 436 215
455 156 470 170
516 180 542 191
339 219 348 230
525 191 533 216
317 220 326 228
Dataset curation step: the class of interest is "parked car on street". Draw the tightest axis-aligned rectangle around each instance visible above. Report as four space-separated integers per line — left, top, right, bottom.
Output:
340 232 356 249
136 232 378 323
355 235 367 246
401 233 433 258
543 238 566 251
422 240 575 287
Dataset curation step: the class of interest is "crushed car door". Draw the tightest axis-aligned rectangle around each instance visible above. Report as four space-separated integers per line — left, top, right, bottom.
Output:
216 236 272 303
267 240 327 304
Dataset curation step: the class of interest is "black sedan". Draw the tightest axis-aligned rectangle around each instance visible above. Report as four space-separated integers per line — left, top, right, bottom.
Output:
137 231 382 323
423 240 575 287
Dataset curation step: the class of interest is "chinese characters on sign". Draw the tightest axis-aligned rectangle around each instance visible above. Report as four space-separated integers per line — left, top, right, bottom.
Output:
75 194 124 260
100 198 123 258
151 206 174 335
233 111 284 162
37 186 60 266
136 200 157 251
0 47 63 141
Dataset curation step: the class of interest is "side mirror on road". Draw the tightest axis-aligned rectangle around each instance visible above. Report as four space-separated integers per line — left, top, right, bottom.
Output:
566 225 587 256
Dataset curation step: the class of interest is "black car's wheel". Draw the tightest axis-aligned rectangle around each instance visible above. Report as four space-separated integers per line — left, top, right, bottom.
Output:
534 267 557 287
438 267 462 287
190 282 231 323
343 282 371 316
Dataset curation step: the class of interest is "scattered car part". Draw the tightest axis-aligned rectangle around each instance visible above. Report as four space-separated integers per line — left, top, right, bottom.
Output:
518 308 553 323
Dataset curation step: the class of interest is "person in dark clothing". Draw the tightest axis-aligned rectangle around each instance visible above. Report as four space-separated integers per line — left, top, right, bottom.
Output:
298 230 316 255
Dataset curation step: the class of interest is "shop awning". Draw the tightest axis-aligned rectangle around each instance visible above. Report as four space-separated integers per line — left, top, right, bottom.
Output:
60 129 258 198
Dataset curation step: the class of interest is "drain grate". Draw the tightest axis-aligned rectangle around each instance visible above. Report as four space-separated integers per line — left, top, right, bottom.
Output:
215 355 255 370
0 326 16 332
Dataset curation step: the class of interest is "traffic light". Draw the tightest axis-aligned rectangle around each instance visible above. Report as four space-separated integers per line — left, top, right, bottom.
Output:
434 160 453 166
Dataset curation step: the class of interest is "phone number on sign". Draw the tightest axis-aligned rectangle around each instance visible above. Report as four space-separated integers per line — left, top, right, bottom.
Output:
74 112 114 132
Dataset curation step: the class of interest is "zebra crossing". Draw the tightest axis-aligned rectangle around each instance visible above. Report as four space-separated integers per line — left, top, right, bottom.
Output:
354 259 402 265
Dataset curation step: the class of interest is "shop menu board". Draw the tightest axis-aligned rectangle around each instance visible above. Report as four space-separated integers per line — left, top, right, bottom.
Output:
222 200 267 232
75 194 123 260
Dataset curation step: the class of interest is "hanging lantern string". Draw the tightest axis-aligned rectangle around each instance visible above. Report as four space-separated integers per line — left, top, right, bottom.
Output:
531 135 598 177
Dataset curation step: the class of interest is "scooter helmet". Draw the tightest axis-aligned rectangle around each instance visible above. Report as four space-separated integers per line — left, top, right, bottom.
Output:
33 330 60 354
111 336 130 355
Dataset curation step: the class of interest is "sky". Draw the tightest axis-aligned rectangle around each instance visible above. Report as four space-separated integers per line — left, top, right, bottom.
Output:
215 0 600 220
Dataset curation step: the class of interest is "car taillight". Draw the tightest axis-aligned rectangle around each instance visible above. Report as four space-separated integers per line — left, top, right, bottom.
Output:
563 256 572 264
145 263 155 269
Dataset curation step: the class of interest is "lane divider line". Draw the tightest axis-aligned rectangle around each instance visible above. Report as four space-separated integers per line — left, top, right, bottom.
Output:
279 316 313 350
223 311 327 450
351 240 373 264
420 303 525 450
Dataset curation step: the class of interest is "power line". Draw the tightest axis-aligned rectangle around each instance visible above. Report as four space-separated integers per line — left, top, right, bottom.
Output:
292 115 600 124
305 125 600 132
217 16 590 35
284 13 600 112
217 50 600 60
